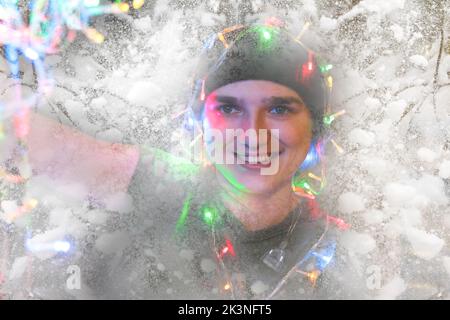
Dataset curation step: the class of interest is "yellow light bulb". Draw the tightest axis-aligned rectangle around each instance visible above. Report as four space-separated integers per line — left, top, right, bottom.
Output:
333 109 346 118
85 28 104 44
25 198 38 210
295 21 311 41
218 32 229 48
308 172 322 182
132 0 145 9
118 2 130 12
330 139 344 154
307 270 321 286
326 75 333 88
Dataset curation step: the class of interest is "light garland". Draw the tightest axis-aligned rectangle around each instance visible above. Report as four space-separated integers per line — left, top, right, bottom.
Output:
0 0 143 295
177 17 351 297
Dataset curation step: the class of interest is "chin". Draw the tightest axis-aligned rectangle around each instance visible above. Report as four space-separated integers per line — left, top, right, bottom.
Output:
226 165 289 195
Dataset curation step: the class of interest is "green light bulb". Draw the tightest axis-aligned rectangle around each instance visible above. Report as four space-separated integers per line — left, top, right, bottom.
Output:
202 206 219 226
319 64 333 73
262 30 271 40
204 210 212 221
323 115 335 125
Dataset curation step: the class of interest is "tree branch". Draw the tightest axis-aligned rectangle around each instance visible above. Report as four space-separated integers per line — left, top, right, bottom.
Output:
433 28 444 89
432 0 446 116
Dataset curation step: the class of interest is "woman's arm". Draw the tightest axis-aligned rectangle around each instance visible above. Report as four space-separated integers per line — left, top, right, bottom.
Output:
26 111 140 201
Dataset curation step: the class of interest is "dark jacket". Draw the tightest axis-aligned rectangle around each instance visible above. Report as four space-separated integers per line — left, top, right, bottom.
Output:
103 145 369 299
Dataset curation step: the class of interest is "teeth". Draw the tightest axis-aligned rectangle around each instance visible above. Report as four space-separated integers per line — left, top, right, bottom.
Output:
236 154 271 164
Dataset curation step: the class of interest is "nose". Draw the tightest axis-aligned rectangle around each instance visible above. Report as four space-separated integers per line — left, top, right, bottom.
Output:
237 111 272 153
242 109 267 132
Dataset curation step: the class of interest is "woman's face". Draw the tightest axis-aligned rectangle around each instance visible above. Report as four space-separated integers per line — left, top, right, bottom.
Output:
202 80 313 195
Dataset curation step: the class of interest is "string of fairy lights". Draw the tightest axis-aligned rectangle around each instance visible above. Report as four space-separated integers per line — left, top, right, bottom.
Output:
174 17 350 297
0 3 350 298
0 0 145 296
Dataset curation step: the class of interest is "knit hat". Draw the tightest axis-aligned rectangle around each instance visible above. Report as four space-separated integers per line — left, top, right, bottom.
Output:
189 22 329 138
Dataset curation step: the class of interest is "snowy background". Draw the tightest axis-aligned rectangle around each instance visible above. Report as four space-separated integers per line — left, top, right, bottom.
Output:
0 0 449 299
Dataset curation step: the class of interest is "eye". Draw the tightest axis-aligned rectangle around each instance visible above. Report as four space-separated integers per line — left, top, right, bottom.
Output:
269 105 291 115
218 104 241 115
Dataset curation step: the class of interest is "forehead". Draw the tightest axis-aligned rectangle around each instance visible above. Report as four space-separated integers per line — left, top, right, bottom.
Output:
208 80 301 102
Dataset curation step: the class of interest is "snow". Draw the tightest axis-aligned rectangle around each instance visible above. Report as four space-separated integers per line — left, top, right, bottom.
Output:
413 174 448 206
390 24 404 42
438 160 450 179
416 147 438 162
126 81 164 107
341 231 376 255
90 97 107 109
348 128 375 147
85 209 108 225
360 0 405 14
134 16 152 33
443 214 450 229
376 276 407 300
0 0 449 300
383 175 448 210
200 258 216 273
371 119 393 144
250 280 269 295
337 192 365 214
95 231 131 255
26 176 89 208
156 263 166 271
362 209 384 225
364 97 382 109
144 248 157 258
383 183 418 208
95 128 124 142
443 256 450 276
70 55 105 82
48 208 72 227
8 257 28 280
103 192 134 214
319 16 337 32
64 99 85 122
386 99 407 120
179 249 195 261
409 55 429 69
439 55 450 82
361 157 390 178
0 200 18 223
405 227 444 260
399 208 422 227
302 0 318 18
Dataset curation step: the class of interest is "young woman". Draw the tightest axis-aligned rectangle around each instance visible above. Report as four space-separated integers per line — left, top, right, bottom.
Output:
24 22 364 299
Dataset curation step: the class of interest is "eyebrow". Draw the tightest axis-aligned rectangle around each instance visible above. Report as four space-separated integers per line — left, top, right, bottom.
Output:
263 96 305 106
215 95 304 106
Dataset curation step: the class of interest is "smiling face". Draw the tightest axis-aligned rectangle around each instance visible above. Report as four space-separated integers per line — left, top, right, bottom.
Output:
202 80 313 195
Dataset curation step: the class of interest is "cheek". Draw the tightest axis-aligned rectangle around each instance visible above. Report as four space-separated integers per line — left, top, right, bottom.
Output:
277 120 313 170
202 112 229 151
203 110 239 147
204 109 225 129
278 122 312 150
